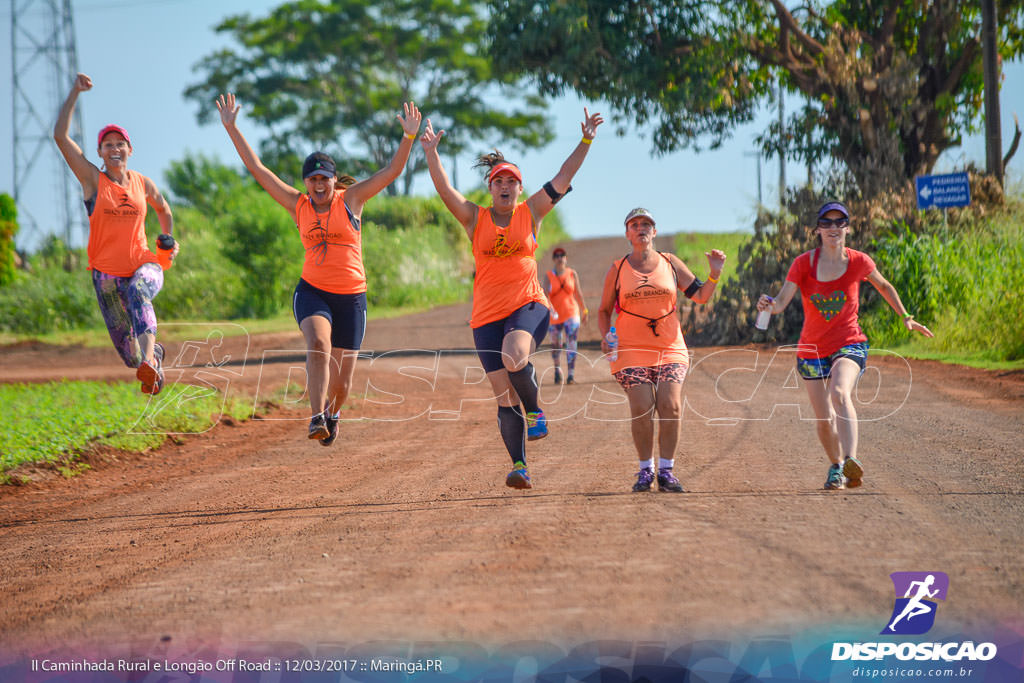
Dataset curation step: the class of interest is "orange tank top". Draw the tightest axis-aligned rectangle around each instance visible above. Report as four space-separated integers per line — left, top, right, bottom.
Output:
87 170 158 276
610 253 688 373
547 267 580 322
471 203 548 327
295 189 365 295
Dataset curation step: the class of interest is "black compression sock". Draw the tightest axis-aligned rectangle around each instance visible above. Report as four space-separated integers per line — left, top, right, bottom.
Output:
507 363 541 414
497 405 526 464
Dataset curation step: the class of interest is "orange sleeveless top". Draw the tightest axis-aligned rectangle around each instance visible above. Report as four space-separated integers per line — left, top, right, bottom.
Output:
87 170 158 276
295 189 365 294
547 267 580 322
471 203 548 327
610 254 688 373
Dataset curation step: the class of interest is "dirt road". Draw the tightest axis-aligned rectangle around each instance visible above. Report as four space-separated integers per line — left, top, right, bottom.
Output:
1 236 1022 673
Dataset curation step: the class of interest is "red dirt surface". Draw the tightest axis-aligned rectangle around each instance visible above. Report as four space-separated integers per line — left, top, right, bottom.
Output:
1 236 1022 662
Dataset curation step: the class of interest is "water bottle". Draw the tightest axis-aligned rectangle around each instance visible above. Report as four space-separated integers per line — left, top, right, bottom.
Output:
156 234 175 270
755 296 772 330
605 326 618 362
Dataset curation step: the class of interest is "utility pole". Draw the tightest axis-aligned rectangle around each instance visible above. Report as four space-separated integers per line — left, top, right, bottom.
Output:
11 0 86 252
982 0 1003 186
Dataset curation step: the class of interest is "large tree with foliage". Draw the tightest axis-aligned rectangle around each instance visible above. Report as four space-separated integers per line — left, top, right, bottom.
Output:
489 0 1024 196
187 0 552 194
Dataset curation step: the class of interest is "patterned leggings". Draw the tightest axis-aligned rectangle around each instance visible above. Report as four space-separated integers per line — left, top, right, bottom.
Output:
549 317 580 375
92 263 163 368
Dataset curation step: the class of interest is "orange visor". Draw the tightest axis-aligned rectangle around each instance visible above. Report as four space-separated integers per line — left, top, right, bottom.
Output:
488 162 522 184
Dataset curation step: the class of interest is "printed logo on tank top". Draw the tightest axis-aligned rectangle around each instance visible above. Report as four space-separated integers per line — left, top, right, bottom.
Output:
103 190 141 217
624 274 672 301
304 213 357 266
483 231 523 258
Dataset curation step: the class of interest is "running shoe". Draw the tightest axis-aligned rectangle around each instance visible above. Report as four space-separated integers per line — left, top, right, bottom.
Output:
632 467 655 492
136 349 164 396
842 456 864 488
506 461 532 489
553 368 563 384
321 414 339 447
657 468 685 493
308 413 329 440
566 375 576 385
824 464 845 490
526 410 548 440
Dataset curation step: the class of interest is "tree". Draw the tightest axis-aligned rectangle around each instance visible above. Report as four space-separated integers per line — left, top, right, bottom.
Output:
488 0 1024 196
186 0 552 195
0 194 19 286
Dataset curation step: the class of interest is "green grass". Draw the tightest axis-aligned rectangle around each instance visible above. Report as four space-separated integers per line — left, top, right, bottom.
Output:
870 343 1024 372
0 380 253 480
674 231 751 283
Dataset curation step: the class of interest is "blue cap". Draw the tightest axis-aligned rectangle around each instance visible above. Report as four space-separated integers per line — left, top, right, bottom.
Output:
817 201 850 220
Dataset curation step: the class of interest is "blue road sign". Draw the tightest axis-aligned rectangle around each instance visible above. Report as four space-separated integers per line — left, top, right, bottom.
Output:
915 172 971 210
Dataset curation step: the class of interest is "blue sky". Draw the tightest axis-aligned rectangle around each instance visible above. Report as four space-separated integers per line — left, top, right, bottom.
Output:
2 0 1022 251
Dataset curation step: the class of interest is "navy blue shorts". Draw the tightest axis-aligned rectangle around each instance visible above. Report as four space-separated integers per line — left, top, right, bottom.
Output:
472 301 550 373
292 278 367 350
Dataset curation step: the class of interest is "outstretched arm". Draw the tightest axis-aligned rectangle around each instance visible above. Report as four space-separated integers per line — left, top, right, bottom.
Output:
669 250 725 305
525 108 604 224
217 93 302 215
757 281 799 314
866 269 934 337
420 119 478 240
53 73 100 197
346 101 422 215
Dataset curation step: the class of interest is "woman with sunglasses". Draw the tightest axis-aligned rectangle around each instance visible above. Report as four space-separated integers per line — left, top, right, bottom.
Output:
420 108 603 489
756 200 934 490
544 247 588 385
217 93 421 445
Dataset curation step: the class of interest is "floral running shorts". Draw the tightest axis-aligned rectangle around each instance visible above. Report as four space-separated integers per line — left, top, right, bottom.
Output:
613 362 689 390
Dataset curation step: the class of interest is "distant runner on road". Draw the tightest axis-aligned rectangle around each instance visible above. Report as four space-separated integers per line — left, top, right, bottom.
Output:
544 247 588 385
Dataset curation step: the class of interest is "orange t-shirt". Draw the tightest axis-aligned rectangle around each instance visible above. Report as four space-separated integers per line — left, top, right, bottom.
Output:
547 267 580 322
87 170 158 276
295 190 365 295
610 254 688 374
471 203 548 327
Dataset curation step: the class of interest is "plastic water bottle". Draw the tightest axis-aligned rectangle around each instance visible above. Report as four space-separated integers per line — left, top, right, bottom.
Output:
755 297 772 330
156 234 175 270
605 326 618 361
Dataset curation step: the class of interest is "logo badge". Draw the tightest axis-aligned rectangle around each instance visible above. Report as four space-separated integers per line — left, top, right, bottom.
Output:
882 572 949 635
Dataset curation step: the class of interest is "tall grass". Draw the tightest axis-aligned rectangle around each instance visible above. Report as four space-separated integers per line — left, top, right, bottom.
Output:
674 232 751 283
861 207 1024 362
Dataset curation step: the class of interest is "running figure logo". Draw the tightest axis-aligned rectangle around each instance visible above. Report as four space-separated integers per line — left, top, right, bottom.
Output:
882 572 949 635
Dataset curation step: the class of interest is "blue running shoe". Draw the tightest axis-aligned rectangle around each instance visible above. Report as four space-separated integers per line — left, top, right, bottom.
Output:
632 468 654 492
657 468 685 493
843 456 864 488
824 464 845 490
506 461 532 489
526 410 548 440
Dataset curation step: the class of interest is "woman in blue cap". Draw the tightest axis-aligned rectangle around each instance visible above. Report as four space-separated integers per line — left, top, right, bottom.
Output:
217 93 421 445
757 200 934 490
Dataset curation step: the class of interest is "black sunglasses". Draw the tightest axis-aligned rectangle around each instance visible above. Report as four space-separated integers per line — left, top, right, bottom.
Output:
817 217 850 228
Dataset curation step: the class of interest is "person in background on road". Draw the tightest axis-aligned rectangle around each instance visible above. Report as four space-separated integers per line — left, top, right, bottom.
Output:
544 247 588 384
598 208 726 493
756 200 934 490
420 108 604 489
217 93 421 446
53 73 178 395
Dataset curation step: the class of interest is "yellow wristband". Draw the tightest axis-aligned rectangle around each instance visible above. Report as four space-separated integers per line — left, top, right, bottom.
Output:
404 132 416 140
583 308 589 315
581 137 593 145
707 274 720 284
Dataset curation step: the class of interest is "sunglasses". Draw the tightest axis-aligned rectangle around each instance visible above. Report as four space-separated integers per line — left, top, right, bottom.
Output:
817 217 850 228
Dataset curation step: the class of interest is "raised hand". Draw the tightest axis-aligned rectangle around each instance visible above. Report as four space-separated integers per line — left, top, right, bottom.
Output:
420 119 444 153
73 73 93 93
398 101 422 138
581 107 604 140
705 249 727 275
216 93 240 128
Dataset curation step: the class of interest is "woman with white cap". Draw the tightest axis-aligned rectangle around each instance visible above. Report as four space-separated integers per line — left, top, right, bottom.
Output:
757 200 933 490
597 207 726 493
54 73 178 395
420 108 603 489
217 93 421 445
